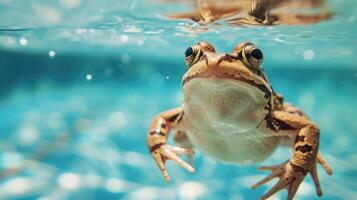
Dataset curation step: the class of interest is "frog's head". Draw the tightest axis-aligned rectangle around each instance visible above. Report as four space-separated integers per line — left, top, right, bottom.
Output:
182 41 273 106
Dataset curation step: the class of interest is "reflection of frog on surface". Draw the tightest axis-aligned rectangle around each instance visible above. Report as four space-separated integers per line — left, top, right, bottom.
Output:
165 0 331 25
147 42 333 199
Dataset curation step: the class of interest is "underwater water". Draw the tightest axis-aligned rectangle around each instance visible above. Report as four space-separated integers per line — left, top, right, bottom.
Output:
0 0 357 199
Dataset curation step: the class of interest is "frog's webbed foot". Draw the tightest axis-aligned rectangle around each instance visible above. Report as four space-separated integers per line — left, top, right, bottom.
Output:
151 144 195 182
255 111 333 199
252 156 332 200
252 161 306 200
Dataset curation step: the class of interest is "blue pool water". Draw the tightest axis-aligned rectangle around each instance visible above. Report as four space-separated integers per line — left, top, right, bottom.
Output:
0 0 356 199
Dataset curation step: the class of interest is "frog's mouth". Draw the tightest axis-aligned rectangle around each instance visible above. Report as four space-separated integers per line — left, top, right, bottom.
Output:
183 75 268 103
183 57 272 99
183 72 272 103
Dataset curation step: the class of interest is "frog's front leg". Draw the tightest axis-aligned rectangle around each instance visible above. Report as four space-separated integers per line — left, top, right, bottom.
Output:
147 108 195 182
253 111 333 200
174 130 194 165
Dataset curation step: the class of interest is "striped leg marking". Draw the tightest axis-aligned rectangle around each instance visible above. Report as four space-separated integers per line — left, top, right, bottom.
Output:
253 110 332 200
147 108 195 182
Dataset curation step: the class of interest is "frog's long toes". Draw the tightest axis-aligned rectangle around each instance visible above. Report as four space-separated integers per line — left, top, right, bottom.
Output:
169 146 195 167
261 174 303 200
162 146 195 173
169 146 195 156
260 178 289 200
286 178 302 200
187 165 195 173
254 161 306 200
252 169 284 189
252 164 285 189
257 161 288 171
152 149 171 182
188 154 194 166
309 162 323 196
163 171 171 182
317 152 333 175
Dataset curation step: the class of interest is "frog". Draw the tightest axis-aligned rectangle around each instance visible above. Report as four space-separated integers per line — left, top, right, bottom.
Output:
147 41 333 199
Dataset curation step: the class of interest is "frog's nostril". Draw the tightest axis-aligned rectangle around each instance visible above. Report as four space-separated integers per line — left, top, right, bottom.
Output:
206 53 226 67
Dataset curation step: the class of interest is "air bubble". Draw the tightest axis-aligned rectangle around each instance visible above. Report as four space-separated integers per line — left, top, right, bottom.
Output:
303 50 315 60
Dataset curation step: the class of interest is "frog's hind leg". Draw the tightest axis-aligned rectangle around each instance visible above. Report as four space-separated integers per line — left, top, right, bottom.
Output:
253 110 333 200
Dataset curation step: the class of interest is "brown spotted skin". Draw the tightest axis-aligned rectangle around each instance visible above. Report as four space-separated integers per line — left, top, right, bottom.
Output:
252 107 327 200
251 103 333 199
147 42 332 199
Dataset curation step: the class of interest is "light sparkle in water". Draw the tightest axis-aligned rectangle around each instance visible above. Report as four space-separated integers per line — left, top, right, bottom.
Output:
19 38 28 46
3 177 32 194
86 74 93 81
49 50 56 58
105 178 124 193
120 35 129 43
178 182 207 199
303 50 315 60
58 173 81 190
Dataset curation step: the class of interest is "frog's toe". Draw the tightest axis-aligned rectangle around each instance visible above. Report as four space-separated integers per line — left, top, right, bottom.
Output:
253 161 305 200
256 160 288 172
152 149 171 182
169 146 195 166
252 161 287 189
162 145 195 173
309 162 323 196
152 144 195 182
169 146 195 156
317 152 333 175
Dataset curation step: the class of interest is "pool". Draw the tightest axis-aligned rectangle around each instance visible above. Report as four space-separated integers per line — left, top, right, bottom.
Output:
0 0 356 199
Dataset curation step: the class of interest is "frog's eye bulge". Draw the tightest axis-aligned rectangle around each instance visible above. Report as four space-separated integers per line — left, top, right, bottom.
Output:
233 42 263 69
184 41 215 67
184 44 203 67
244 44 263 69
232 42 245 56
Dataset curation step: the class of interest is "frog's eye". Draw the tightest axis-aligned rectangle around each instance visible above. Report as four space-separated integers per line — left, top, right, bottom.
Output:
184 43 204 67
185 47 194 57
233 42 263 69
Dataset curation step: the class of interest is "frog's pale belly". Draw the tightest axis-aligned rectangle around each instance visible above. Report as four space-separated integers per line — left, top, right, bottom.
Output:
182 76 279 163
183 126 280 163
183 76 268 133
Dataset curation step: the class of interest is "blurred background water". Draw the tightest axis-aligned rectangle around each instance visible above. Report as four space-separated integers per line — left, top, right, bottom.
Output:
0 0 356 199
